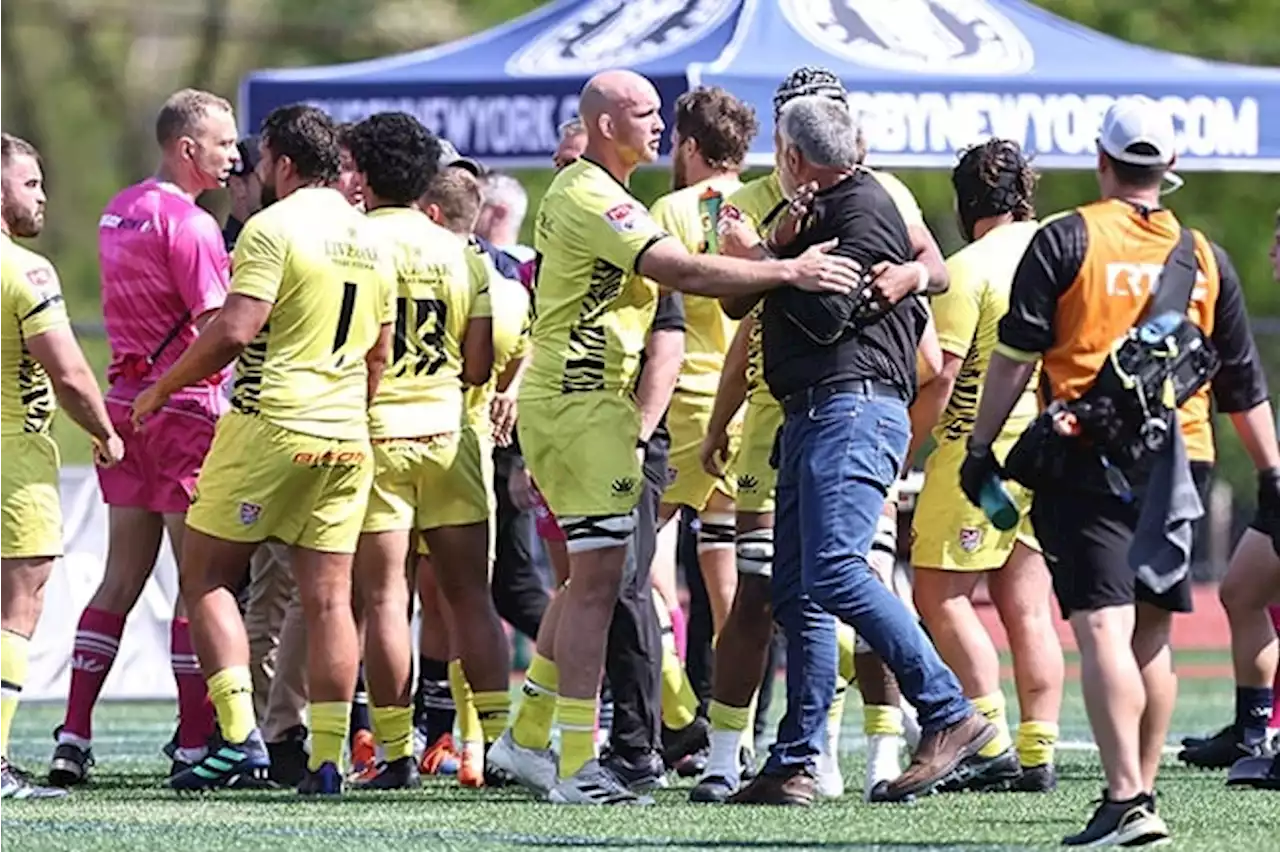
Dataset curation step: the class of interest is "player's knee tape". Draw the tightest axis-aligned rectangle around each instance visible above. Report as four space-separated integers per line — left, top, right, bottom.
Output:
735 527 773 577
698 512 735 553
561 513 637 554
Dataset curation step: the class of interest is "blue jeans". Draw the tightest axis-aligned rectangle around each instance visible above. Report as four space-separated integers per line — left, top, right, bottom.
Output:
764 390 971 774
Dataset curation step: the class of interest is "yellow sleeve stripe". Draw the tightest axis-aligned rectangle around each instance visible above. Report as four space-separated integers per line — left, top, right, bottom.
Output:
994 342 1041 363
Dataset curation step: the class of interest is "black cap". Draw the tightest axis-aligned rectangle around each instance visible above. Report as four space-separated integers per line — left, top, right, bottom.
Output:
230 135 261 178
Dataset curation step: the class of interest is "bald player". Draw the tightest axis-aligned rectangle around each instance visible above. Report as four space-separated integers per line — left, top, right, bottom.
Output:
486 70 866 805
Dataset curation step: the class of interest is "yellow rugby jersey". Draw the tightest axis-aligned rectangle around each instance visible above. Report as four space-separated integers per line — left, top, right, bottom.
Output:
365 207 489 438
724 173 785 403
649 175 742 396
1 236 69 436
230 187 396 441
465 255 531 431
932 220 1041 446
524 157 666 399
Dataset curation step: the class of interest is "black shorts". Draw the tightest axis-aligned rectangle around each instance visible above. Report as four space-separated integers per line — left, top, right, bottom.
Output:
1031 462 1213 619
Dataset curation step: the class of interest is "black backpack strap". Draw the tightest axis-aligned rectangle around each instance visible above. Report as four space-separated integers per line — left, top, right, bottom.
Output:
1143 227 1198 320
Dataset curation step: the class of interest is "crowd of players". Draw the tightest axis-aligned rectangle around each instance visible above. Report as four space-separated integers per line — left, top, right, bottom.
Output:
1 62 1278 848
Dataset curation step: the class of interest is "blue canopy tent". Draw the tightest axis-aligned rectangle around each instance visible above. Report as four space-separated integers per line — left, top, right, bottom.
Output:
241 0 1280 171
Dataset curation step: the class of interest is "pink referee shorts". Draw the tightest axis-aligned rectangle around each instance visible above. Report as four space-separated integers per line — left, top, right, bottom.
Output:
530 484 565 543
97 392 220 514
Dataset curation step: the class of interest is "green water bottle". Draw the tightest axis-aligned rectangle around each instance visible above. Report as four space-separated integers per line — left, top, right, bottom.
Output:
698 186 724 254
979 476 1019 532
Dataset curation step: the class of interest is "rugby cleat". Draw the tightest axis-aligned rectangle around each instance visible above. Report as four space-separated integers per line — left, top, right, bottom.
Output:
169 732 272 792
600 747 667 793
418 732 461 776
1011 763 1058 793
662 716 710 770
689 774 738 803
547 760 653 805
458 743 485 788
266 725 309 787
47 728 94 789
348 729 378 782
938 748 1022 793
1178 724 1252 769
298 761 343 796
3 760 68 800
1063 791 1170 847
352 756 420 791
485 730 557 795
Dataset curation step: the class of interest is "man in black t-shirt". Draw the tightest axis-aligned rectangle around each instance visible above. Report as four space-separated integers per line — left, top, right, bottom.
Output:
723 94 995 803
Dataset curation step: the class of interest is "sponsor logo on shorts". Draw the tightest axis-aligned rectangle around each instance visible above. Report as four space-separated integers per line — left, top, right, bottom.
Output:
611 477 637 497
958 526 983 553
239 502 263 526
291 449 368 468
737 473 759 493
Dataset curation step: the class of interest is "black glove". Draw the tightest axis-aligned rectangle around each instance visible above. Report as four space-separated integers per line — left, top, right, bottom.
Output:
959 441 1001 509
1256 467 1280 555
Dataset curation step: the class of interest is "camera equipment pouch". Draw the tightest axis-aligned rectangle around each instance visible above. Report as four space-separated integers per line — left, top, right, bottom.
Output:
1005 228 1219 493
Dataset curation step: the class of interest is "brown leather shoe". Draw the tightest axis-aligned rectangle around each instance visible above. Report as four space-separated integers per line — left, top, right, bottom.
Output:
872 713 997 802
726 766 815 806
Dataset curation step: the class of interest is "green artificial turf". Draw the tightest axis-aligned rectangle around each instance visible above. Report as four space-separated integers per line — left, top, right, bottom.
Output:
4 658 1273 851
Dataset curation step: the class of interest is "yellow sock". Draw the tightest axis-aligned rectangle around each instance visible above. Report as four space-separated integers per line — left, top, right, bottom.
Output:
863 704 904 737
512 653 557 751
0 630 29 758
371 705 414 762
309 701 350 771
836 623 857 685
656 600 698 730
449 659 483 746
708 699 750 733
743 692 759 744
557 695 598 777
828 675 848 738
206 666 256 745
972 692 1013 759
1016 720 1059 768
473 691 510 746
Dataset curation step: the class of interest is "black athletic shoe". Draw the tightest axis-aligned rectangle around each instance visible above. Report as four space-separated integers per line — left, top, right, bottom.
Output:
1063 791 1170 847
47 729 94 789
662 716 710 769
937 748 1021 793
352 756 420 790
600 748 666 793
689 774 738 803
267 725 310 787
1011 763 1058 793
1178 725 1252 769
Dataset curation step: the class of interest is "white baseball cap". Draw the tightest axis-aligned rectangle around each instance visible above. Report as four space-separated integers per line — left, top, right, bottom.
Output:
1098 96 1177 166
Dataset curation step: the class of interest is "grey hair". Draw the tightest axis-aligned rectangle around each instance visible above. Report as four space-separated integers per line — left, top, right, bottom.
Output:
482 172 528 228
777 95 862 170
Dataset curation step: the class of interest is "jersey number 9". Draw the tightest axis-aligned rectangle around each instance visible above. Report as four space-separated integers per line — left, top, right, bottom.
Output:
392 297 447 376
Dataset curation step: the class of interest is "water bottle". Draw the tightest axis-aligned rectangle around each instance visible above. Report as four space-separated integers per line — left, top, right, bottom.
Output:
979 476 1019 532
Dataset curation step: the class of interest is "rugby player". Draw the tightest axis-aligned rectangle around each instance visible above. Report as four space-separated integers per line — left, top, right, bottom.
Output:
643 85 758 770
691 66 944 804
416 166 533 787
134 104 396 795
910 139 1064 793
486 69 866 805
2 133 123 800
342 112 493 791
50 89 238 786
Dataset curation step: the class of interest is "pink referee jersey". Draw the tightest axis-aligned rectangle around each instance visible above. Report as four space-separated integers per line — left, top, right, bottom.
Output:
97 178 230 513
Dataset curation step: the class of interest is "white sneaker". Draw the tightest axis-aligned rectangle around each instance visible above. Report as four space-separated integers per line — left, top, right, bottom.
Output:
547 759 653 805
486 730 558 795
815 746 845 799
863 733 903 802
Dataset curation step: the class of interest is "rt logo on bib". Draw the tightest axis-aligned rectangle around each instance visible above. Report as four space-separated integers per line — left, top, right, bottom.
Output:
780 0 1035 75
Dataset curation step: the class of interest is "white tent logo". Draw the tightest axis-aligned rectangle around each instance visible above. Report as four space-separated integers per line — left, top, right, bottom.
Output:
781 0 1035 75
507 0 737 77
